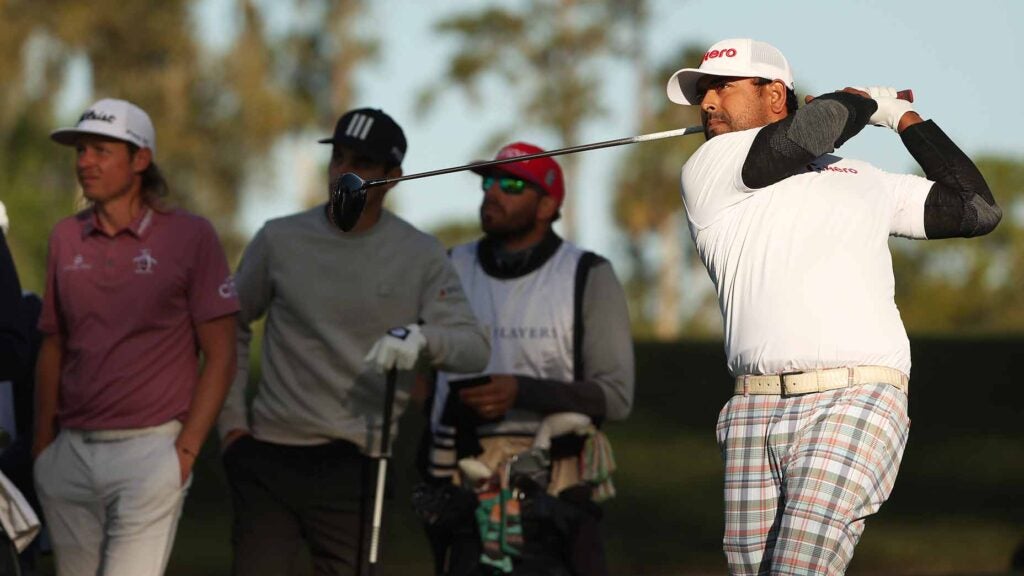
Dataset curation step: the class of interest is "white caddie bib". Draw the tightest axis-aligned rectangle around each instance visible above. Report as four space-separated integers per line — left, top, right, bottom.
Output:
429 240 587 477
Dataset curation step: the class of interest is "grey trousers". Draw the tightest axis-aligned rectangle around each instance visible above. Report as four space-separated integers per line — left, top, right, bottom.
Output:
33 425 189 576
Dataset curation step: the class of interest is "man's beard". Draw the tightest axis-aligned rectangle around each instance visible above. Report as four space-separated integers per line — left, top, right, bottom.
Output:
702 110 732 139
483 218 535 243
482 204 536 243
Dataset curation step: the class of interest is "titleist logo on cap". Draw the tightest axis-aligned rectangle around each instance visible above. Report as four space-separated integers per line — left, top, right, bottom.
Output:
79 110 116 123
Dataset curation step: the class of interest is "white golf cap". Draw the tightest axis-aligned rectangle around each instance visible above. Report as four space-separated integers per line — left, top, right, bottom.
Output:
50 98 157 155
666 38 794 105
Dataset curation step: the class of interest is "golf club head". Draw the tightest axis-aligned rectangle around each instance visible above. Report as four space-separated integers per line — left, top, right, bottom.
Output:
328 172 367 232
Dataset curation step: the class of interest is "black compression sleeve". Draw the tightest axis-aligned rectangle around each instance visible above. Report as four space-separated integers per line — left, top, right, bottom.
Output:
742 92 878 189
741 115 816 189
901 120 1001 238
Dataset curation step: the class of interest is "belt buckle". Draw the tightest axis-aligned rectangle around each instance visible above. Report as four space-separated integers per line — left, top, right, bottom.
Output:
779 371 805 396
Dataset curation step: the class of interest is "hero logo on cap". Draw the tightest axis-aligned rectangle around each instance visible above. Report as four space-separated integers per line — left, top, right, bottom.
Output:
703 47 738 61
50 98 157 155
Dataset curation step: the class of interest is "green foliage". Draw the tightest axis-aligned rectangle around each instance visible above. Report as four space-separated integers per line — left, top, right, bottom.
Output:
420 0 631 239
430 218 482 249
0 0 373 290
892 155 1024 333
613 44 714 339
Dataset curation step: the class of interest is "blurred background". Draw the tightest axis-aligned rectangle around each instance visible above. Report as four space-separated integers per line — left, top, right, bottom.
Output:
1 0 1022 574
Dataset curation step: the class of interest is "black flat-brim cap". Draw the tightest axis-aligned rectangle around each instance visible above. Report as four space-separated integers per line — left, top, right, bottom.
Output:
318 108 407 167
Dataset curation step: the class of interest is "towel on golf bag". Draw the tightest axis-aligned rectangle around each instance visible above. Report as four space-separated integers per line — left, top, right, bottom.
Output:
579 429 616 502
0 469 39 552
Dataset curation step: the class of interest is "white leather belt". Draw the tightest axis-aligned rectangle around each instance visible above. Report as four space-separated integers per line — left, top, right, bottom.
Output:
73 420 182 443
734 366 909 396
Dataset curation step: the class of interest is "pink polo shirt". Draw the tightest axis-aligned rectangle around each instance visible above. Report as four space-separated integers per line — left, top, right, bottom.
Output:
39 207 239 430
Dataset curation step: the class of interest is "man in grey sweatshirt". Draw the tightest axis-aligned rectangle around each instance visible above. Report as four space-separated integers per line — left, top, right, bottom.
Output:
217 108 489 576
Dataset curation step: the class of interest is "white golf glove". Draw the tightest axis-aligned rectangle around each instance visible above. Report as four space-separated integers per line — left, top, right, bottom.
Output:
0 200 9 236
364 324 427 373
858 86 914 132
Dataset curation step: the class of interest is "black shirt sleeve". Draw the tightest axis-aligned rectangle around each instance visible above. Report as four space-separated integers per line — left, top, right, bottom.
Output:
900 120 1001 239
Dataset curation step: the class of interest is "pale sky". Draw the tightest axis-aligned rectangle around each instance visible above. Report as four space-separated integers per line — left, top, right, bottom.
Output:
220 0 1023 265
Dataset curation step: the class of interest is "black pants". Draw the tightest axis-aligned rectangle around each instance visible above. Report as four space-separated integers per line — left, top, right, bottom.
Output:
0 531 19 576
223 436 374 576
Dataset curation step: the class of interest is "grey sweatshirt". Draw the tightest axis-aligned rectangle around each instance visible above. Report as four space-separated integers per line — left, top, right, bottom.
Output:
218 207 489 455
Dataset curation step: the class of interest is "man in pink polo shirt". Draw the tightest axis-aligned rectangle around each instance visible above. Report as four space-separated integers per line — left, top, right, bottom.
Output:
33 98 239 576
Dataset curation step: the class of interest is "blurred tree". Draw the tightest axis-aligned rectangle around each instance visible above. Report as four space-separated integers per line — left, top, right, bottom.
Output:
419 0 628 241
892 155 1024 333
0 2 86 294
0 0 374 292
613 44 717 339
278 0 379 206
431 219 483 250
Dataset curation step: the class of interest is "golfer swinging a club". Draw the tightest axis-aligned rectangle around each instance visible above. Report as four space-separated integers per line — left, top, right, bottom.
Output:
217 108 489 575
668 39 1000 574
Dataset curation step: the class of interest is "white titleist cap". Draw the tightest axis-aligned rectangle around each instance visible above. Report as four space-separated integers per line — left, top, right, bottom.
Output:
51 98 157 155
666 38 794 105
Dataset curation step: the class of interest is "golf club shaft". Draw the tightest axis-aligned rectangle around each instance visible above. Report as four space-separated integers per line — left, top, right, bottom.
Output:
362 124 706 190
358 89 913 191
369 458 387 564
369 368 398 565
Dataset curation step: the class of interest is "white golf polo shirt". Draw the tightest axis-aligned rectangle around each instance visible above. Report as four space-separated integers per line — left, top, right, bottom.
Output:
681 127 933 377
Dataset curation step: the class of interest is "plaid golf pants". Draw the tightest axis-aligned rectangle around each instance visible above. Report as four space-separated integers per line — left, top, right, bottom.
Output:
715 383 910 575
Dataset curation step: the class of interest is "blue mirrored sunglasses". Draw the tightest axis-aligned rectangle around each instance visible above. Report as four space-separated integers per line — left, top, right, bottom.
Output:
481 176 530 195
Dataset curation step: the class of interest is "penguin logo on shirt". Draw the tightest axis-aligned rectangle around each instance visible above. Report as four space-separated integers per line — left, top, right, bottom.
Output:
133 249 158 274
64 254 92 272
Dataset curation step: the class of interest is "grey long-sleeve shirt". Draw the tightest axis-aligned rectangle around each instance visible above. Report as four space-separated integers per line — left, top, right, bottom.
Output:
218 207 489 455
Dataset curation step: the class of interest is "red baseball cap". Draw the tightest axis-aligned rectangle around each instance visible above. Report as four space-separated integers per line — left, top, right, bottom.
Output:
471 142 565 205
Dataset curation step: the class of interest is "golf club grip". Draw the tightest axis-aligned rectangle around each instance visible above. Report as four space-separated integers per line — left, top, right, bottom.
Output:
897 89 913 103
